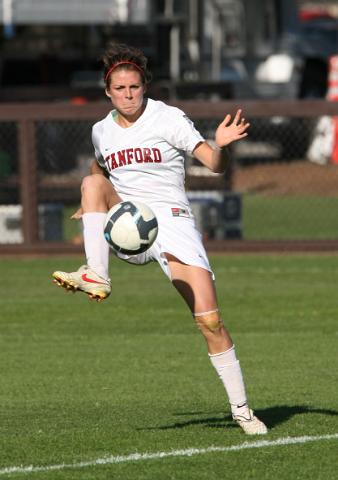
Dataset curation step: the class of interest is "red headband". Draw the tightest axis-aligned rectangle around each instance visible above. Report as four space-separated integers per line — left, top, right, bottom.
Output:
104 61 144 82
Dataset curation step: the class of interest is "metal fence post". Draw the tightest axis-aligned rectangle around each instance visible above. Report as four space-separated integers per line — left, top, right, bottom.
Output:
18 119 38 244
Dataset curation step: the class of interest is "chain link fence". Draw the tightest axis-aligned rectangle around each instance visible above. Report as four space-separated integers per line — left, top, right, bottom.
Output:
191 114 338 242
0 100 338 250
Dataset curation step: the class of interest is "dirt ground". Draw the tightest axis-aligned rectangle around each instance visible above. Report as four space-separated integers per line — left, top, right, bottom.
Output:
232 160 338 196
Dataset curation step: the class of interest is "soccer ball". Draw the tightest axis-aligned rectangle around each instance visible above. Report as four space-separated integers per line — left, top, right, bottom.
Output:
104 201 158 255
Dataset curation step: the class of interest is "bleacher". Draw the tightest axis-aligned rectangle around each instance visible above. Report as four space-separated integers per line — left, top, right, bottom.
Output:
0 0 149 24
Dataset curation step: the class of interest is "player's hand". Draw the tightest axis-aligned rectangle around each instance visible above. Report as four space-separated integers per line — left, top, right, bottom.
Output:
71 207 83 219
215 109 250 148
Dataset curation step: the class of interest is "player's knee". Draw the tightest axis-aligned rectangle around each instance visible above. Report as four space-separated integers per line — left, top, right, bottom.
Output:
81 174 108 193
81 175 115 205
194 309 223 333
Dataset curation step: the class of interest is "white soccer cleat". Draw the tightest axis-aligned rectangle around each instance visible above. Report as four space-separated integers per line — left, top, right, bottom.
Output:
52 265 111 302
232 409 268 435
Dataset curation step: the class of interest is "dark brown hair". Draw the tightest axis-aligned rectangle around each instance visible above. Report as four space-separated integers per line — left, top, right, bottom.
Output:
102 42 152 86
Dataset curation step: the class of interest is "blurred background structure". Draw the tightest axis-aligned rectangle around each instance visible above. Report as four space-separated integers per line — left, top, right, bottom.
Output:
0 0 338 252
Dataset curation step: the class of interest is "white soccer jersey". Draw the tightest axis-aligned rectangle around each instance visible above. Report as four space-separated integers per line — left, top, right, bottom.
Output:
92 98 205 209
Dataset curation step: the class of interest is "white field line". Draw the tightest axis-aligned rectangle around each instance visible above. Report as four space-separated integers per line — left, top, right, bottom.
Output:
1 433 337 476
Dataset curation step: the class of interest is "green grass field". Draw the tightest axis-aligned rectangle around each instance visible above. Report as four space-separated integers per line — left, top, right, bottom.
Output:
243 195 338 240
0 254 337 479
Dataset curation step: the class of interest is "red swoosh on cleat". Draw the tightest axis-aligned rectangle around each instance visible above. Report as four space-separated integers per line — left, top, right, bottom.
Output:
81 273 107 284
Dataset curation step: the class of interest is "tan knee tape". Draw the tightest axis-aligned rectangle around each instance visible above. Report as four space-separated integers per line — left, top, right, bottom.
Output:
194 309 223 332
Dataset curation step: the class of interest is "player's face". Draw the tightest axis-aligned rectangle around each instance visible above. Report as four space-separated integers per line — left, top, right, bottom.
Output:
106 69 146 121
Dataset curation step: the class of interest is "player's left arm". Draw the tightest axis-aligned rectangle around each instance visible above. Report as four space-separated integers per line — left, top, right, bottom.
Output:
193 109 249 173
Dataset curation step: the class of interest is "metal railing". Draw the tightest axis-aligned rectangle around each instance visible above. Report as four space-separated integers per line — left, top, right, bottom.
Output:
1 99 338 253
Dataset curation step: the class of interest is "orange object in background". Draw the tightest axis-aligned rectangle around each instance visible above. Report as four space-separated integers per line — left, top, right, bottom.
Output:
70 96 88 105
327 56 338 164
332 118 338 164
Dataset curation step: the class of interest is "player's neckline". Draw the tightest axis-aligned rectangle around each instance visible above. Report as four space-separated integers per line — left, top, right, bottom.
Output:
111 98 149 129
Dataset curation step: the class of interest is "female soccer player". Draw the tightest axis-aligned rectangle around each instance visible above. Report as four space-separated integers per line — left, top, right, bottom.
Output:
53 43 267 435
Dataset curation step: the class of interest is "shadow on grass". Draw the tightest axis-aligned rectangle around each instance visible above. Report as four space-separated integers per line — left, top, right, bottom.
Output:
139 405 338 431
256 405 338 429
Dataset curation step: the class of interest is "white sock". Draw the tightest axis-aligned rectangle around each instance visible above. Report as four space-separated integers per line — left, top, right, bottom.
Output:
209 346 249 416
82 212 110 280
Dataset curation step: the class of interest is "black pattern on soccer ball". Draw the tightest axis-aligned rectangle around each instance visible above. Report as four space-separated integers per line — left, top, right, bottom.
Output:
104 201 158 255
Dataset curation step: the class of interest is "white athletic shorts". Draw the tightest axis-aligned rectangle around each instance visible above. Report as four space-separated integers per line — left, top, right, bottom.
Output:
115 205 213 280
